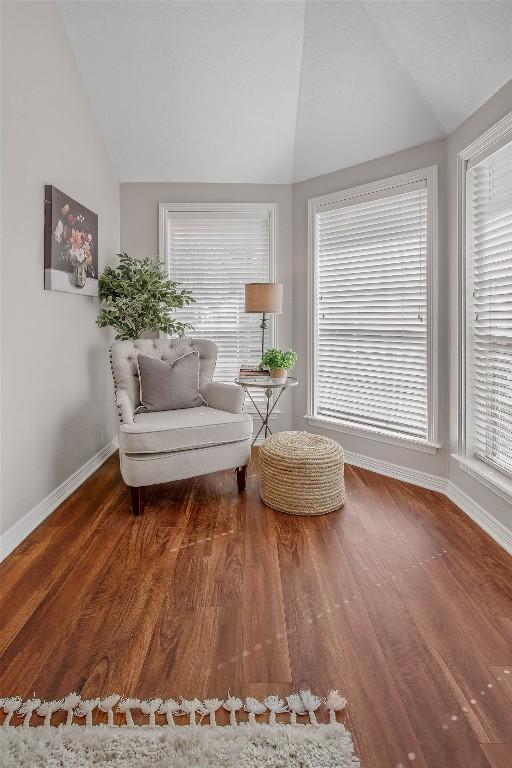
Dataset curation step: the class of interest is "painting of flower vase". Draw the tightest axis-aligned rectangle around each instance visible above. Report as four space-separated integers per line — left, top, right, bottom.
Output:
44 185 98 296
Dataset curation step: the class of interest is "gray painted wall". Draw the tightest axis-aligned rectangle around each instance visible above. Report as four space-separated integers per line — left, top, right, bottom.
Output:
120 183 294 434
0 1 120 536
290 80 512 534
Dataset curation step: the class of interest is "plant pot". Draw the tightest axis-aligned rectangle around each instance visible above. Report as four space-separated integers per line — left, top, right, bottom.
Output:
270 368 287 384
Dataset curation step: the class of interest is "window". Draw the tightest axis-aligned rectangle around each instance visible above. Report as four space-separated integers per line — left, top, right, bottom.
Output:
159 203 276 402
465 137 512 479
307 167 438 450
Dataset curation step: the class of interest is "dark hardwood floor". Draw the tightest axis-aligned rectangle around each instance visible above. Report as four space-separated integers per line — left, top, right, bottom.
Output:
1 449 512 767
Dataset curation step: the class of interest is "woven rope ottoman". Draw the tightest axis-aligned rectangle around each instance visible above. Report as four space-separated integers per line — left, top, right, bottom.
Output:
259 431 345 515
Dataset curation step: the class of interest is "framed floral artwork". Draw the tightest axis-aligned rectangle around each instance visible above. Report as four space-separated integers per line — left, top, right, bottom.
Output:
44 185 98 296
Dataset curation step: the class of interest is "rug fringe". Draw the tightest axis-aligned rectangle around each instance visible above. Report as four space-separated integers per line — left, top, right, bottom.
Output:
157 699 180 726
0 690 347 728
98 695 120 727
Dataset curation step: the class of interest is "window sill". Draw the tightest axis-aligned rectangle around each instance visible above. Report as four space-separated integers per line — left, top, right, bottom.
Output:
451 454 512 504
304 415 441 454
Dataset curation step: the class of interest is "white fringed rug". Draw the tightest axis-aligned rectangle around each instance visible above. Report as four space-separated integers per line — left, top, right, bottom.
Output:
0 723 359 768
0 690 359 767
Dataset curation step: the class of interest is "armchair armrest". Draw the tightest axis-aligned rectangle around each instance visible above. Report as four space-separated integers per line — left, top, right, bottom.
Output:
201 382 245 414
115 388 135 424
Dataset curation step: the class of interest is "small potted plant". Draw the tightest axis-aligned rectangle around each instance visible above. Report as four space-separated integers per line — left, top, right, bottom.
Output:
260 348 298 384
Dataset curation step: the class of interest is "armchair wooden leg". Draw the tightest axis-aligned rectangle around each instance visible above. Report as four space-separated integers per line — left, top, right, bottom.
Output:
236 466 247 492
130 486 145 516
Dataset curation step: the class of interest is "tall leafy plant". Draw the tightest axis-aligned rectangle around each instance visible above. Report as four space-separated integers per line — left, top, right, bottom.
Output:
96 252 195 340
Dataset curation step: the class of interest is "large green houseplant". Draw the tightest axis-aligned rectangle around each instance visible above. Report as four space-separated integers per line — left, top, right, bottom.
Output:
96 252 195 340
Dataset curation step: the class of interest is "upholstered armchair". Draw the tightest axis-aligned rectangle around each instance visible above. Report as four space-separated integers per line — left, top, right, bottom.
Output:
110 338 252 515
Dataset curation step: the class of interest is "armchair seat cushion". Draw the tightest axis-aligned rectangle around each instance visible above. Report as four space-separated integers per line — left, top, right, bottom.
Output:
119 406 252 455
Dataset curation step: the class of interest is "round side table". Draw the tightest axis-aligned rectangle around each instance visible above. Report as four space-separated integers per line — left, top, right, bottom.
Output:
235 376 298 445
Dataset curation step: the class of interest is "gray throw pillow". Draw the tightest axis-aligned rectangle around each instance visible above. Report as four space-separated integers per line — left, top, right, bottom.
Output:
136 350 206 412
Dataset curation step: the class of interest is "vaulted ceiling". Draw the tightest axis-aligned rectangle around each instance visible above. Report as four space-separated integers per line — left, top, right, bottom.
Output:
58 1 512 184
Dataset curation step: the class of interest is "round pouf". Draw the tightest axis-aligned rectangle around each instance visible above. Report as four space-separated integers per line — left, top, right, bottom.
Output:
259 431 345 515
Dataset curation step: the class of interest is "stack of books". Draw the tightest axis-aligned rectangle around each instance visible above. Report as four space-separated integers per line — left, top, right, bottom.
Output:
239 365 269 378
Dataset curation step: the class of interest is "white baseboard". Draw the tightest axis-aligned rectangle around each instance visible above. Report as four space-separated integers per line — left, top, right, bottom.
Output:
0 439 118 562
344 449 512 556
446 481 512 556
2 438 511 564
344 449 447 493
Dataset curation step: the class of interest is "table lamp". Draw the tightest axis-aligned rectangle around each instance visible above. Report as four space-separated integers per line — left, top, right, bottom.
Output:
245 282 283 358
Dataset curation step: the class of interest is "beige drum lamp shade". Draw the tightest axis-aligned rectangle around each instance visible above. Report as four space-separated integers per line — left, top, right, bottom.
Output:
245 283 284 359
244 283 283 314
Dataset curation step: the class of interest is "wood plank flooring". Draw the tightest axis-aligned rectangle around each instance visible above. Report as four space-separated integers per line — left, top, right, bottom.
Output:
1 450 512 767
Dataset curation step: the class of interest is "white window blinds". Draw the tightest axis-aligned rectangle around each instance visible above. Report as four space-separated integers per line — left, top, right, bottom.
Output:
466 139 512 477
313 180 430 440
165 209 273 389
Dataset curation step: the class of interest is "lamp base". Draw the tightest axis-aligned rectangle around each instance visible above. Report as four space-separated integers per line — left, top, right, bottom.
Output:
260 312 268 359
